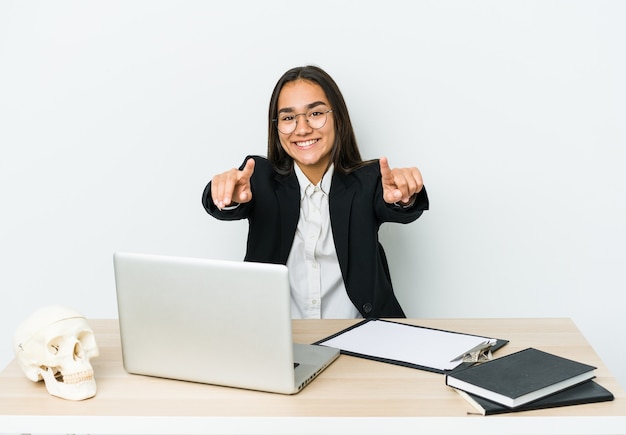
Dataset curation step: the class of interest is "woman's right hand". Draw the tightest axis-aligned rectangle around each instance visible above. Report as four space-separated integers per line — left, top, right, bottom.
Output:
211 158 255 210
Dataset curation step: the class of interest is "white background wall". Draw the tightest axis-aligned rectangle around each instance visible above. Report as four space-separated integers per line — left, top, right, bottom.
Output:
1 1 625 389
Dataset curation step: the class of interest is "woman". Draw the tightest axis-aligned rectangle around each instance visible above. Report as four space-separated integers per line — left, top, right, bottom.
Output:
203 65 428 319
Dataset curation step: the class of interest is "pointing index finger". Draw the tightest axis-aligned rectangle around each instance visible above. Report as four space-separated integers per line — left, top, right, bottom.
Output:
380 156 390 175
241 158 255 180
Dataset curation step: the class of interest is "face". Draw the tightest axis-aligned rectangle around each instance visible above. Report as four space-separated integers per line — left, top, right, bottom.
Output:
276 79 335 184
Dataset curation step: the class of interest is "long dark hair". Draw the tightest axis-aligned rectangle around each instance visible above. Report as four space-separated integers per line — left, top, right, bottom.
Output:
267 65 367 175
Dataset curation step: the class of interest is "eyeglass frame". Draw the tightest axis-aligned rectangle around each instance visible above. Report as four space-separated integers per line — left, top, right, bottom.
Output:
272 109 333 135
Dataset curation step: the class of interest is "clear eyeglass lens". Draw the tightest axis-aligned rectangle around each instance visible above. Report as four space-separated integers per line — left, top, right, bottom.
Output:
276 109 330 134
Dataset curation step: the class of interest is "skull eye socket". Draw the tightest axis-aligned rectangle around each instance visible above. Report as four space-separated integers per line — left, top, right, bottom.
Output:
47 337 63 356
46 336 85 358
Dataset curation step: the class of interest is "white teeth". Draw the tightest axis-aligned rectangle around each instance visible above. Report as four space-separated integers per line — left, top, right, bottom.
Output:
295 139 317 147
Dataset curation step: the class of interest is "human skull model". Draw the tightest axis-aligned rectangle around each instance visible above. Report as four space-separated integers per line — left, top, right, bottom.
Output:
13 305 99 400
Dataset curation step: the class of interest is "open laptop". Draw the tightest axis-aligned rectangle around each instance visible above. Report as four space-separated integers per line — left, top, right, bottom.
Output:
113 252 339 394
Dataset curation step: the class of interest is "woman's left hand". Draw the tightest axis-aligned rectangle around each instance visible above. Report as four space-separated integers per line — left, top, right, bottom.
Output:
379 156 424 205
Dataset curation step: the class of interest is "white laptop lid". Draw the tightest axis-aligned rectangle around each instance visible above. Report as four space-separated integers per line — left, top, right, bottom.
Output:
113 252 338 394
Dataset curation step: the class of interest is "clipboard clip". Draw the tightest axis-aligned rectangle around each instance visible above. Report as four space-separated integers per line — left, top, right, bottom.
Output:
450 339 497 363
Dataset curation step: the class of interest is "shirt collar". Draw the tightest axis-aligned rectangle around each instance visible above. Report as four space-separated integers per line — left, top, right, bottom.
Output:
294 164 334 200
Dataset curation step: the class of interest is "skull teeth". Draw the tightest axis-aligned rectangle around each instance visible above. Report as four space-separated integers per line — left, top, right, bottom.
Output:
56 370 95 384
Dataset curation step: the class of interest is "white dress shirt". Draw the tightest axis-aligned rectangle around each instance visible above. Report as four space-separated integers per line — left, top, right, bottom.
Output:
287 164 361 319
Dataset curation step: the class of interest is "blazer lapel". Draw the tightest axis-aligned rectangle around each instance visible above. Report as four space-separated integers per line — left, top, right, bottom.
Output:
275 171 300 263
329 172 355 275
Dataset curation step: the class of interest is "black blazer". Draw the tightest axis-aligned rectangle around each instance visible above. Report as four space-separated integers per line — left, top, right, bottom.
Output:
202 156 429 318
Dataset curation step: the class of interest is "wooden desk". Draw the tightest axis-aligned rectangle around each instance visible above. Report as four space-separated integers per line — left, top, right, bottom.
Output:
1 318 625 434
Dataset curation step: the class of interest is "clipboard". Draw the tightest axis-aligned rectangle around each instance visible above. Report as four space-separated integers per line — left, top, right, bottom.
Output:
314 318 508 374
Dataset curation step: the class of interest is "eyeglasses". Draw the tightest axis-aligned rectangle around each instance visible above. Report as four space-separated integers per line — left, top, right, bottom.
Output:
273 108 333 135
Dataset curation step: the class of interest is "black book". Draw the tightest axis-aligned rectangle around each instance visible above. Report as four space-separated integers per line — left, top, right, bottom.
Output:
445 348 596 408
454 380 614 415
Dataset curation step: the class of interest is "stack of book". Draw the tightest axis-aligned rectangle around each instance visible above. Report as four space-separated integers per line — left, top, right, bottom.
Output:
445 347 614 415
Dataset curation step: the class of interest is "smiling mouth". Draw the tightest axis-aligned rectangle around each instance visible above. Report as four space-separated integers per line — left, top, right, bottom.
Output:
294 139 318 148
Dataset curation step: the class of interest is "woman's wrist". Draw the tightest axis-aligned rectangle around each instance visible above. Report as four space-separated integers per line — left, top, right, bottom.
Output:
394 193 417 208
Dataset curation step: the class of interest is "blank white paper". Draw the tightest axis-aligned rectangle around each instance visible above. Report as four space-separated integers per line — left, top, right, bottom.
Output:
319 320 496 371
